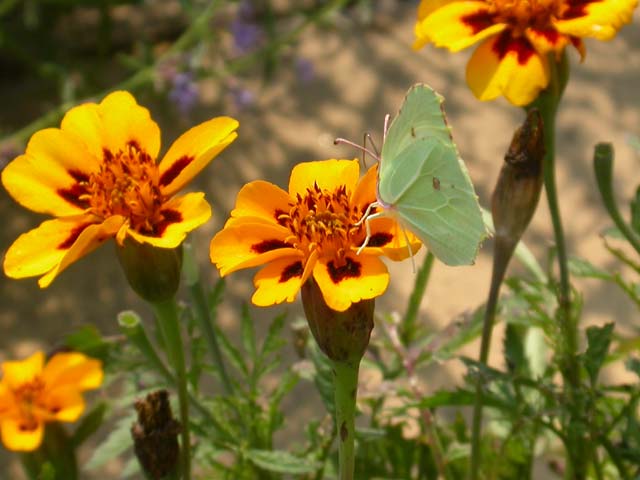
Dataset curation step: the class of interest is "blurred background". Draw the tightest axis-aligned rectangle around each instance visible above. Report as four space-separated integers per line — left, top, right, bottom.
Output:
0 0 638 477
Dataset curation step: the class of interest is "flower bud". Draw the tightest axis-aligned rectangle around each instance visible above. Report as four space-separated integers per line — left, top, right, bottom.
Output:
116 238 183 303
131 390 181 480
301 278 374 364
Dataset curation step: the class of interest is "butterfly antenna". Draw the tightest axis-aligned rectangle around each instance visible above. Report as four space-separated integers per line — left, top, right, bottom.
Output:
365 133 380 157
334 137 380 162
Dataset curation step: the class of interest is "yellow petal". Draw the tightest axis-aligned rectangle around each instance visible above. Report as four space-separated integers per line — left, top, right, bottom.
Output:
288 159 360 199
359 217 422 261
230 180 292 224
42 387 85 423
1 351 44 390
126 192 211 248
210 221 301 276
555 0 638 40
312 254 389 312
0 418 43 452
252 257 306 306
1 129 98 216
158 117 239 197
466 33 549 106
42 353 103 391
525 28 571 55
350 162 378 211
414 1 506 51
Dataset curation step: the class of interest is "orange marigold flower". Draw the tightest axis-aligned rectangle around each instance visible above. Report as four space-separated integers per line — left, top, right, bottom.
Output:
413 0 638 106
210 159 420 312
2 91 238 287
0 351 103 452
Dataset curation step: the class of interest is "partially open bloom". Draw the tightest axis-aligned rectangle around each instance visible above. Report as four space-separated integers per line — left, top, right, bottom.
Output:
0 351 103 451
2 91 238 287
210 159 419 312
414 0 638 106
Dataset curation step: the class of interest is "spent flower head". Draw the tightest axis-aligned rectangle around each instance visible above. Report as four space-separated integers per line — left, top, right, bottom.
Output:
2 91 238 288
0 351 103 452
210 159 420 312
414 0 638 105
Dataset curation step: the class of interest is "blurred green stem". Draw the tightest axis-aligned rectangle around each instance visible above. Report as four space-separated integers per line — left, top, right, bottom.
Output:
152 298 191 480
332 360 359 480
402 252 435 344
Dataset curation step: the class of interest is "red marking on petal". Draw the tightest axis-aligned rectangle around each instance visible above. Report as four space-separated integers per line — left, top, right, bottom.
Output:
67 169 90 183
327 257 361 284
274 208 288 226
493 30 535 65
159 155 194 187
57 184 90 209
279 261 303 283
461 10 496 34
152 209 183 237
251 239 289 254
563 0 600 20
367 232 394 247
531 28 561 45
58 222 93 250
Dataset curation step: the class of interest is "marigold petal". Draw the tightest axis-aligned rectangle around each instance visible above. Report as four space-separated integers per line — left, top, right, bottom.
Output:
313 254 389 312
42 387 85 423
37 216 125 288
554 0 637 40
0 418 43 452
42 353 103 391
229 180 292 224
350 163 377 210
414 1 506 51
466 34 549 106
288 159 360 199
125 192 211 248
158 117 239 197
359 217 423 261
1 352 44 390
210 221 300 276
251 256 307 306
525 28 571 54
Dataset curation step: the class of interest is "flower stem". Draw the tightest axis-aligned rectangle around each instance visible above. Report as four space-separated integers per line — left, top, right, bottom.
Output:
152 298 191 480
331 359 359 480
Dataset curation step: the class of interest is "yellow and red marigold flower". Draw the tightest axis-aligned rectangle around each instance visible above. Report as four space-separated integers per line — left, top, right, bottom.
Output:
414 0 638 106
2 91 238 287
210 159 419 312
0 351 103 452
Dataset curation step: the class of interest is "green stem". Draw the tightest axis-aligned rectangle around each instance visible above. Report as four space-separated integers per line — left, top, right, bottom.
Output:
152 299 191 480
402 252 435 345
332 360 359 480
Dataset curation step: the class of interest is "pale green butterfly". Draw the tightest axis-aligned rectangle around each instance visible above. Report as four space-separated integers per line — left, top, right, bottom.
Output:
338 83 486 265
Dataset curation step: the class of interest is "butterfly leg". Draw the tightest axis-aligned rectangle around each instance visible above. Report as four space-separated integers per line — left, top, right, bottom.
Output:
355 206 383 256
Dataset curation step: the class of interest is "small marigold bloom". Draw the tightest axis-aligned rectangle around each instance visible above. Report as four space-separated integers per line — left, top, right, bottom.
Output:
0 351 103 452
210 159 420 312
2 91 238 287
413 0 638 106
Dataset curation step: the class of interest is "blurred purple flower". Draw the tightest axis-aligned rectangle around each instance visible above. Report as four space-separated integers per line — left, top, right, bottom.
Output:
230 86 255 111
295 58 315 84
169 72 199 115
231 1 264 55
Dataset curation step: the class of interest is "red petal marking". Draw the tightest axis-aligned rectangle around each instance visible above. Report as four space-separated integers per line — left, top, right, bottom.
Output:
563 0 601 19
530 28 561 45
58 222 93 250
57 184 90 209
159 155 194 187
152 209 183 237
251 239 289 254
327 257 362 284
274 208 288 226
461 10 496 34
68 169 90 183
367 232 394 248
492 30 535 65
279 261 304 283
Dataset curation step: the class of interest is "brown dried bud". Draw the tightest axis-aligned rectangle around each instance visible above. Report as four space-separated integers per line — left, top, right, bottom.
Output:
492 109 545 247
301 277 374 365
131 390 181 480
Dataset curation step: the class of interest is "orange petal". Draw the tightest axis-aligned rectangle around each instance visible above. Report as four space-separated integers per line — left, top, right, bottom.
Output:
230 180 292 224
312 254 389 312
0 418 43 452
358 216 422 261
210 221 301 276
251 256 306 306
42 386 85 423
288 159 360 199
42 352 103 391
1 129 99 216
125 192 211 248
555 0 637 40
1 351 44 390
525 28 571 55
414 1 506 51
466 33 549 106
350 162 378 211
158 117 239 197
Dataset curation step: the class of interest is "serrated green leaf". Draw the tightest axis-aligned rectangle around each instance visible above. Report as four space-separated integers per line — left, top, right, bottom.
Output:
568 257 611 280
630 186 640 234
308 340 335 415
214 324 248 378
260 313 287 361
584 323 615 385
504 323 527 375
241 304 257 361
625 357 640 378
65 325 109 360
71 402 107 447
246 449 321 474
85 415 135 470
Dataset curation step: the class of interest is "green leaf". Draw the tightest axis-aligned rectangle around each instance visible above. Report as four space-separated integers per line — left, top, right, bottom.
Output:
246 449 321 474
504 323 527 375
626 357 640 379
241 304 257 361
584 323 615 385
308 340 335 415
215 324 248 378
38 463 56 480
85 415 135 470
71 402 107 447
259 312 287 361
409 389 510 411
568 257 611 280
630 186 640 234
65 325 109 360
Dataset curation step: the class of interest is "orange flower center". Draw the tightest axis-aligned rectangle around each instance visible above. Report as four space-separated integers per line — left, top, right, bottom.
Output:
278 184 364 259
13 378 46 430
488 0 562 33
81 141 166 234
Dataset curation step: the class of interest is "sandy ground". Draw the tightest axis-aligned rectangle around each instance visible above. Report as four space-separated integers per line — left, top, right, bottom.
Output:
0 2 639 478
